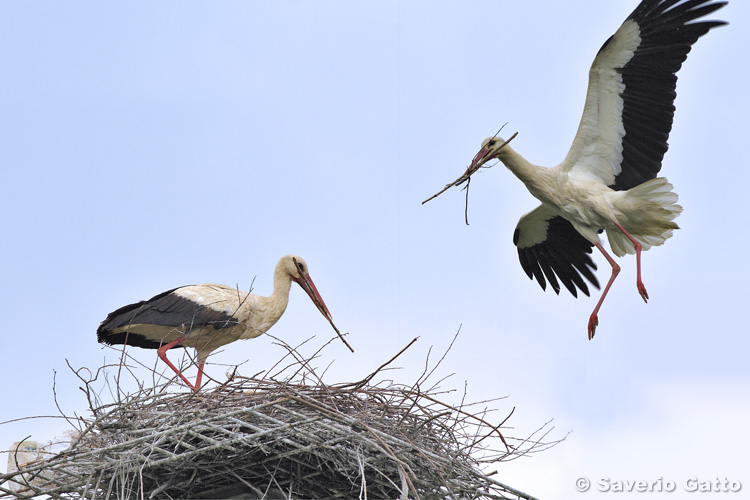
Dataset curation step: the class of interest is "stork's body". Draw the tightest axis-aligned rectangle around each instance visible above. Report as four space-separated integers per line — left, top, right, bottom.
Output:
98 255 336 391
468 0 726 338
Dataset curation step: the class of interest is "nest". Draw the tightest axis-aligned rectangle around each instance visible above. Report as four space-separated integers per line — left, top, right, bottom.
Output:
1 335 557 499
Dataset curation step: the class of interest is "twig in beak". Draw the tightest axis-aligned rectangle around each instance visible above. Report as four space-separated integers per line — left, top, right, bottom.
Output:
323 313 354 353
464 177 471 226
421 131 517 205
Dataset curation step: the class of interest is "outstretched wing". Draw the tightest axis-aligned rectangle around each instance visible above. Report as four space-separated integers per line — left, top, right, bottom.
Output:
514 206 600 298
560 0 726 190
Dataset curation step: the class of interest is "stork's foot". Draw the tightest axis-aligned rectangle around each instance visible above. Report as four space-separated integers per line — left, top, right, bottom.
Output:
637 281 649 303
588 314 598 340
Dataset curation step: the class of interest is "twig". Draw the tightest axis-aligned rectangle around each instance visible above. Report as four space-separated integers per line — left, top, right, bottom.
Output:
419 326 461 388
324 316 355 353
421 131 518 205
340 337 419 389
51 370 79 433
464 177 472 225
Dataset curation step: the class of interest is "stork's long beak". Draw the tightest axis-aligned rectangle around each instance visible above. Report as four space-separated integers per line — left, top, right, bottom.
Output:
292 273 332 321
469 146 492 171
292 273 354 352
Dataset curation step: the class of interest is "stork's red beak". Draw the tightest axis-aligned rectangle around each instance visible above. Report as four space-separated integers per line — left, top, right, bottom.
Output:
469 146 492 171
292 273 354 352
292 273 332 320
292 272 355 353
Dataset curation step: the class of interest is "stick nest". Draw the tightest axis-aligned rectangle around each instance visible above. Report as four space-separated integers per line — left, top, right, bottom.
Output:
1 336 556 499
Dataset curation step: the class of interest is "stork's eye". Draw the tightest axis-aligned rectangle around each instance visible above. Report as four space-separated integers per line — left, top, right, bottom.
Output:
297 262 305 272
488 139 497 147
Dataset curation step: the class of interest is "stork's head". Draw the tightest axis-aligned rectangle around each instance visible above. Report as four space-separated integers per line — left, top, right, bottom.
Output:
278 254 354 353
469 136 508 170
280 255 332 321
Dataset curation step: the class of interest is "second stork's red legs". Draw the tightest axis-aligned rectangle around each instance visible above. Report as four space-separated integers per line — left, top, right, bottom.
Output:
588 223 648 340
589 243 621 340
614 222 648 303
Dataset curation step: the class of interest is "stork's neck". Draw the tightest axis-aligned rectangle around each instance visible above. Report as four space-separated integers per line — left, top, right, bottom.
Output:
266 264 293 314
496 143 556 201
248 264 294 332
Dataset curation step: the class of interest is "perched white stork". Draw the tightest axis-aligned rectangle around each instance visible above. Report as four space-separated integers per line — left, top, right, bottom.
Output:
467 0 726 339
97 255 348 392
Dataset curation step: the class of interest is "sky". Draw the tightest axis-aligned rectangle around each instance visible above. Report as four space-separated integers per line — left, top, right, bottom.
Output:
1 1 748 498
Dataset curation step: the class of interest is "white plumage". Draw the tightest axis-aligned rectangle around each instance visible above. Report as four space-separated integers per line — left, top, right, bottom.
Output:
98 255 345 392
467 0 726 338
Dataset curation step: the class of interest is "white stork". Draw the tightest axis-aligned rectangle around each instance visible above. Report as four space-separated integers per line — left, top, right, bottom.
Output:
97 255 347 392
467 0 726 339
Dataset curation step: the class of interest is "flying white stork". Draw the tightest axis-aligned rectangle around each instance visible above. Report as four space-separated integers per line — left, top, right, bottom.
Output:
97 255 350 392
467 0 726 339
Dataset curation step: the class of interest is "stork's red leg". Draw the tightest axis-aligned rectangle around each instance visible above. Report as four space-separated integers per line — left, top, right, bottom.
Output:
613 222 648 302
589 243 621 340
193 361 205 393
157 337 198 392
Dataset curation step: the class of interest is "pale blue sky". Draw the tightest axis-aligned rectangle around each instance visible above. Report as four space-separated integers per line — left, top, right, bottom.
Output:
2 1 748 497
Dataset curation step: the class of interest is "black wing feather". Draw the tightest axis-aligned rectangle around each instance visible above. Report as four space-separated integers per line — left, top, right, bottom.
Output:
514 212 600 298
612 0 727 191
97 287 239 350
